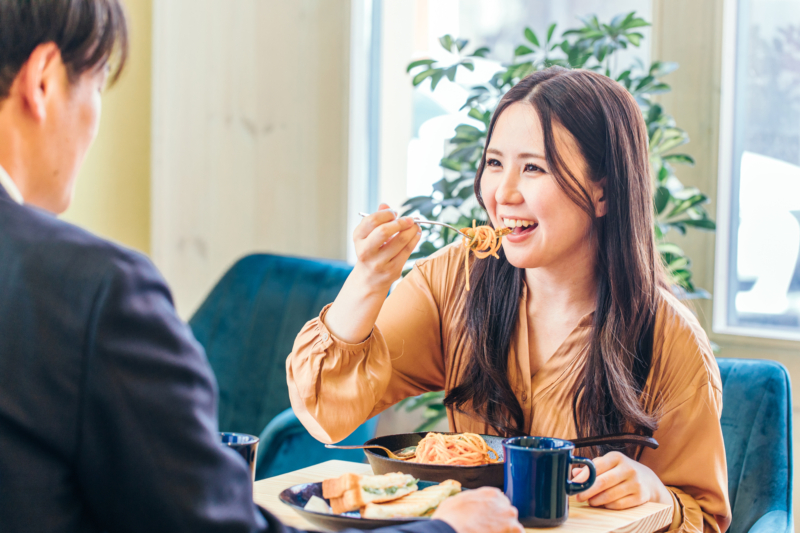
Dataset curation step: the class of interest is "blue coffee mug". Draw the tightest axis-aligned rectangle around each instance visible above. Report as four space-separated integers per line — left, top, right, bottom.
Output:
502 436 596 527
220 432 259 481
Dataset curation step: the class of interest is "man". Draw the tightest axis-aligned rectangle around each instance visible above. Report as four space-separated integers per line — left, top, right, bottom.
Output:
0 1 523 532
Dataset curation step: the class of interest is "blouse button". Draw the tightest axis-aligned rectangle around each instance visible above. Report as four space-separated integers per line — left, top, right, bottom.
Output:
322 333 330 341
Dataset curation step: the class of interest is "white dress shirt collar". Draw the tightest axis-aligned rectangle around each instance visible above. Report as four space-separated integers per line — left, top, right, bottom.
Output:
0 164 24 204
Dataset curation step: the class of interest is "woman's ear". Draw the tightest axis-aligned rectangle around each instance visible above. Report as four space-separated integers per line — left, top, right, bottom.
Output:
593 178 607 218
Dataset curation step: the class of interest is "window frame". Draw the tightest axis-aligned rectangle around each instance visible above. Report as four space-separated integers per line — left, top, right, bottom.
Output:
712 0 800 342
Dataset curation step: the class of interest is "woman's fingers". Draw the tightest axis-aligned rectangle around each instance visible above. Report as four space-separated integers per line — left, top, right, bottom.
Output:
388 227 422 267
354 207 397 240
586 482 637 508
350 204 421 286
575 457 630 503
571 466 590 483
375 224 419 261
360 217 417 258
596 494 646 510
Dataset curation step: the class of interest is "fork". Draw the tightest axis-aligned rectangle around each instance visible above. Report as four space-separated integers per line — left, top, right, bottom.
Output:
358 212 466 234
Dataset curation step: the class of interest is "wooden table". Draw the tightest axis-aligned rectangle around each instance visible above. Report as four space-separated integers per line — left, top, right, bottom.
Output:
254 460 672 533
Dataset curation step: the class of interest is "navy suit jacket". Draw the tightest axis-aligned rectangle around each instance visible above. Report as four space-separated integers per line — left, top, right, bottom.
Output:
0 186 452 533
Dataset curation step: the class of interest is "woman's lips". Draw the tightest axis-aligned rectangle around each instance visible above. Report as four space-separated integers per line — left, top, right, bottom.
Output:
504 223 537 243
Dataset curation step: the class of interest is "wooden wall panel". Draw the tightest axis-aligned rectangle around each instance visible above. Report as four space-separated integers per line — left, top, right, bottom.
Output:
151 0 351 316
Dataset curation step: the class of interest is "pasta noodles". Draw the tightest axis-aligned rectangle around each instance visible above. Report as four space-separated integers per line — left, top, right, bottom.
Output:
460 221 512 291
413 432 501 466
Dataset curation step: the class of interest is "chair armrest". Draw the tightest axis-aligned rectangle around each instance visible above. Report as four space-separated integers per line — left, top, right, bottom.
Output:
748 510 793 533
255 407 305 474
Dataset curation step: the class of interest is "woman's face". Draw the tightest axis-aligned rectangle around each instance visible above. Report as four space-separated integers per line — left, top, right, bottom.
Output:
481 101 604 271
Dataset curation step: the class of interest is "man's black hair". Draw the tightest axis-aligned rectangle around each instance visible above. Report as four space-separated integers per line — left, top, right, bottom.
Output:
0 0 128 100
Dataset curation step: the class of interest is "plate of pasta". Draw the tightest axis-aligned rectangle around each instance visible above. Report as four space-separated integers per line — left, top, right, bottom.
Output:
362 432 505 489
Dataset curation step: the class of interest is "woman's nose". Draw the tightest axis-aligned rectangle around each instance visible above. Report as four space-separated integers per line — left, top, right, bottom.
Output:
495 173 523 205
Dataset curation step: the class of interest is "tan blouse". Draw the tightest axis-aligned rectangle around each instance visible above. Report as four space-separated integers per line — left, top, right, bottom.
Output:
287 244 731 533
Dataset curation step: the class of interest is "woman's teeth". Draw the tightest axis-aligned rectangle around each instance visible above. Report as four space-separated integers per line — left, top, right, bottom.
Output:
502 218 535 228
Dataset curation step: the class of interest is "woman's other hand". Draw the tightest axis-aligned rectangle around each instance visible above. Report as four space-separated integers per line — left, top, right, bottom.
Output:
433 487 524 533
353 203 420 291
572 451 673 510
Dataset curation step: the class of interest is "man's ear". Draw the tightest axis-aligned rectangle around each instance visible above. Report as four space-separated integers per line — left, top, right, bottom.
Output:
593 177 607 218
15 43 62 123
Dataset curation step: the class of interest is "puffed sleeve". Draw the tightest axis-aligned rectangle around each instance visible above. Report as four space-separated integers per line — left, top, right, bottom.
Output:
286 258 448 443
641 383 730 533
639 295 732 533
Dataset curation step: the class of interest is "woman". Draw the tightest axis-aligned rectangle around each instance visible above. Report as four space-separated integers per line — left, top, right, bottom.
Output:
287 67 731 532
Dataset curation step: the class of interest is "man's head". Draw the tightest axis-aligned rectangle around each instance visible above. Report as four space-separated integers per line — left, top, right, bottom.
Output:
0 0 128 213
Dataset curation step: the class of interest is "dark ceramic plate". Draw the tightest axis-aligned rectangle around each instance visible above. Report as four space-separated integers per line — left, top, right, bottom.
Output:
363 432 505 489
279 480 443 531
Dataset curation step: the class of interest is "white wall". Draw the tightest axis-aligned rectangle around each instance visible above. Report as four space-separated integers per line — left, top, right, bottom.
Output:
151 0 352 317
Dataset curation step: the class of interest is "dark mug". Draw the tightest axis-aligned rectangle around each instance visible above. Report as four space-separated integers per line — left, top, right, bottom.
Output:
220 432 259 482
502 436 596 527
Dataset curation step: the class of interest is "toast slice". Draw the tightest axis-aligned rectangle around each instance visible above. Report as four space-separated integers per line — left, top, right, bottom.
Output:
361 480 461 519
322 472 419 514
322 472 361 499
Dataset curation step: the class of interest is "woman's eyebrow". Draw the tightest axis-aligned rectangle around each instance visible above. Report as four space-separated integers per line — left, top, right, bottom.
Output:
518 152 546 160
486 147 546 160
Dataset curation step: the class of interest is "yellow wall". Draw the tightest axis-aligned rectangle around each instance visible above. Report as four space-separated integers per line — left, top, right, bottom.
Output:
62 0 152 255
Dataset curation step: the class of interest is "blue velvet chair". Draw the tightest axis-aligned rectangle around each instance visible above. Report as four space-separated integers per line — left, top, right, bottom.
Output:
255 408 378 479
718 358 793 533
188 253 358 436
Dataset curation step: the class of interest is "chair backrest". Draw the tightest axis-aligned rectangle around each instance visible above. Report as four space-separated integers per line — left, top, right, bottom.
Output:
189 254 352 436
718 358 793 533
255 408 379 480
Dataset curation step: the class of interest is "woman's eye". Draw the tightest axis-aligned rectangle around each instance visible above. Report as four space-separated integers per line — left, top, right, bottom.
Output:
524 163 545 173
487 158 501 167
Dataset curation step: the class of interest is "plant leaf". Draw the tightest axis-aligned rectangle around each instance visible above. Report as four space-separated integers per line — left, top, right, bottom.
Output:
650 61 679 77
658 242 685 256
515 45 534 56
654 186 671 214
679 218 717 230
430 70 445 90
662 153 695 166
547 23 557 43
439 34 454 52
524 27 540 47
407 59 436 73
470 46 490 58
412 68 437 86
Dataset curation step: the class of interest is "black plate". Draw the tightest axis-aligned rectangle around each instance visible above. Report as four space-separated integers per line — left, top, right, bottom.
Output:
363 432 505 489
279 480 443 531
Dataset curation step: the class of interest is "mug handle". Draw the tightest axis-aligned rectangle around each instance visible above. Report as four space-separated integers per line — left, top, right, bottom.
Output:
567 456 596 495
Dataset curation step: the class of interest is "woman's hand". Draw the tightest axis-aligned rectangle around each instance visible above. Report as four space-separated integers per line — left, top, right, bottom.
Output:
352 203 420 291
323 204 420 344
571 452 673 510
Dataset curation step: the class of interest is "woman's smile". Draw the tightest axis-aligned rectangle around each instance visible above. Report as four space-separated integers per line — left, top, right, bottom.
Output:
502 218 539 243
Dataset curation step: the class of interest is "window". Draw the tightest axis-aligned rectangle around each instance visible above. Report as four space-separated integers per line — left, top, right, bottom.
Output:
714 0 800 341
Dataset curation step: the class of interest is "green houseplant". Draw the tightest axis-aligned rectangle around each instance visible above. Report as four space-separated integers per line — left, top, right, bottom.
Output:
395 12 716 431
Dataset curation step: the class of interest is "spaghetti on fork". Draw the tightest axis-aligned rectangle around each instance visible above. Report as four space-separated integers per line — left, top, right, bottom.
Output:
460 221 512 291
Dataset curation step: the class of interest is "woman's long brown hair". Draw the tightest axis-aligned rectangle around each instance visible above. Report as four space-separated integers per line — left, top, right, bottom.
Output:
444 67 668 448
